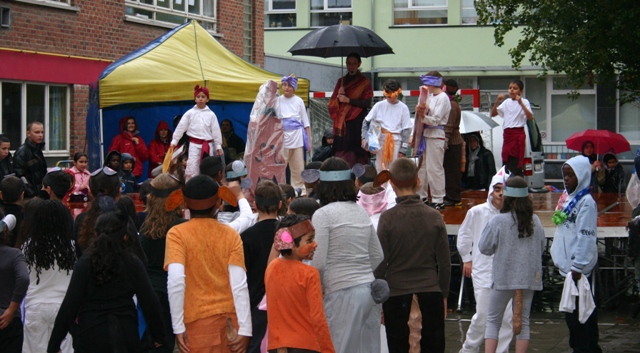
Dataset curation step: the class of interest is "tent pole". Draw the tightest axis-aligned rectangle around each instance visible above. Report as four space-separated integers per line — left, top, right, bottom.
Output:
99 109 105 167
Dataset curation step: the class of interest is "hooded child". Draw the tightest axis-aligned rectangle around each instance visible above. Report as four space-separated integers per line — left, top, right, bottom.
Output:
120 153 137 194
463 132 497 190
165 175 251 353
550 156 602 353
170 85 224 181
108 116 149 178
457 167 513 353
312 128 335 163
148 121 173 178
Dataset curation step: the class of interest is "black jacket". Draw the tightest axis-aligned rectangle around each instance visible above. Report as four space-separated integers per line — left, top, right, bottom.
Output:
463 133 496 190
0 152 13 180
13 138 47 197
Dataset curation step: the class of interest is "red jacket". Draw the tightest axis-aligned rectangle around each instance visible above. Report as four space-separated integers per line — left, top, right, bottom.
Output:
108 116 149 178
148 120 173 178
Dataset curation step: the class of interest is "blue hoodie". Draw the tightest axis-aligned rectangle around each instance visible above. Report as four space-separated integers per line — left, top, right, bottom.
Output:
551 155 598 276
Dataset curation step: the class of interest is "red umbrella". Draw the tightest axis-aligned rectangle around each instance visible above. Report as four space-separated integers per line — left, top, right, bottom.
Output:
565 129 631 155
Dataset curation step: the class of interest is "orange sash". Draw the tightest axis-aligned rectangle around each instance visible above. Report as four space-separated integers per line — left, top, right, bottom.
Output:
381 128 394 169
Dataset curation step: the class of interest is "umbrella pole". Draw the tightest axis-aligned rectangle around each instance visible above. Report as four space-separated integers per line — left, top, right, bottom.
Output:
341 56 344 87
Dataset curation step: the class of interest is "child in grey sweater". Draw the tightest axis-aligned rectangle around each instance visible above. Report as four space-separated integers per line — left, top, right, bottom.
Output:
479 176 545 353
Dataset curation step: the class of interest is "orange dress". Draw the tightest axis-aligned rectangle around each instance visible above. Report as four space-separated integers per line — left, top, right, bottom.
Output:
265 258 335 353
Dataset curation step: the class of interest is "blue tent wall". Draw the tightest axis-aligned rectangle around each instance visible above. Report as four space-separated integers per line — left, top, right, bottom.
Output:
96 100 251 181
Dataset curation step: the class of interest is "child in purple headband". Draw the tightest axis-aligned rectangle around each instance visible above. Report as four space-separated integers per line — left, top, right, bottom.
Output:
278 74 311 195
414 71 451 210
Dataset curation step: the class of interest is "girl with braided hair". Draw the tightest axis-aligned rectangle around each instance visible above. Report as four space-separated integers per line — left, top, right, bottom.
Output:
48 210 166 353
22 200 76 353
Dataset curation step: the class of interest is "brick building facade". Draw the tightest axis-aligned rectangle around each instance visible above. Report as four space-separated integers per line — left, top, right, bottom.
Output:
0 0 263 160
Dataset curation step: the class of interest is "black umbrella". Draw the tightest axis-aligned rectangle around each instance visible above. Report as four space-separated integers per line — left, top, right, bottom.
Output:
288 24 394 58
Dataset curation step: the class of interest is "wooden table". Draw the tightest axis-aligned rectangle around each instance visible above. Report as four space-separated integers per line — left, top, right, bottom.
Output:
443 190 632 238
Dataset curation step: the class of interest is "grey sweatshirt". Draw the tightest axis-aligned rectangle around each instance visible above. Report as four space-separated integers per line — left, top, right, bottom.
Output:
479 213 545 291
311 201 384 295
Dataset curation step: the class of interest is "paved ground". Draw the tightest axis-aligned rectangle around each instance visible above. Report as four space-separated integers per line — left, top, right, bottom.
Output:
444 310 640 353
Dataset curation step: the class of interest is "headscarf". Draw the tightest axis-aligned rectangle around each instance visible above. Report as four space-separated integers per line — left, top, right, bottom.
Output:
281 74 298 91
420 74 442 87
194 84 210 99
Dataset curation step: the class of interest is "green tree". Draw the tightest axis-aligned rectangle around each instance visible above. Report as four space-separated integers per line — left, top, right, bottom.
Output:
475 0 640 103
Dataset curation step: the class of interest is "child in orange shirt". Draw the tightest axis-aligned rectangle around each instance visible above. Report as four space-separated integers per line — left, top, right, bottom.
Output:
264 215 335 353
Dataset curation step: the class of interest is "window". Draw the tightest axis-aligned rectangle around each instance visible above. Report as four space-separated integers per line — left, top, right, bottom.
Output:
310 0 352 27
461 0 477 24
549 77 596 143
394 0 448 26
0 82 69 153
265 0 296 28
125 0 217 32
619 99 640 142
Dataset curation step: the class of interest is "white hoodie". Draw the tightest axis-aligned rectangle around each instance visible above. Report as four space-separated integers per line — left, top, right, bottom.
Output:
456 167 507 289
551 155 598 276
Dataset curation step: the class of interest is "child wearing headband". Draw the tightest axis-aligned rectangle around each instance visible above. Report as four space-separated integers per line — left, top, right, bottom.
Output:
478 176 545 353
361 79 412 173
278 74 311 195
171 85 223 181
264 214 335 353
414 71 451 210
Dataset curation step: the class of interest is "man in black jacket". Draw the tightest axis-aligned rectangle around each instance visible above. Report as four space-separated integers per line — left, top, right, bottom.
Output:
13 122 47 198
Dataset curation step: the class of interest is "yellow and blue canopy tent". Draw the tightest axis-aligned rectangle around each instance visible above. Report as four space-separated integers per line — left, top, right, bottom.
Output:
87 20 309 175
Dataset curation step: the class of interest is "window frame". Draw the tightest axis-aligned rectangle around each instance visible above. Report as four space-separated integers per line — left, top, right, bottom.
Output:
125 0 218 33
266 0 296 12
13 0 79 12
0 81 71 156
393 0 449 26
264 0 297 28
309 0 353 27
461 0 478 25
310 0 353 12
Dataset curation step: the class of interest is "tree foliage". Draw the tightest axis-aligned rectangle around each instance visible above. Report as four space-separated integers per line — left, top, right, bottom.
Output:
475 0 640 103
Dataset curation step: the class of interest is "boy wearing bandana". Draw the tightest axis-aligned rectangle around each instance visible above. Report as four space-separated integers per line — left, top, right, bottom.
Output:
165 175 251 353
171 85 223 181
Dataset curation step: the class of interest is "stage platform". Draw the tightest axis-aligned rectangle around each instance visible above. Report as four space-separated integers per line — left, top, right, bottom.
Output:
443 190 633 238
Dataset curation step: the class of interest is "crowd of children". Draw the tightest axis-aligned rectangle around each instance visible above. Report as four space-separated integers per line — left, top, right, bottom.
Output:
0 75 636 353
